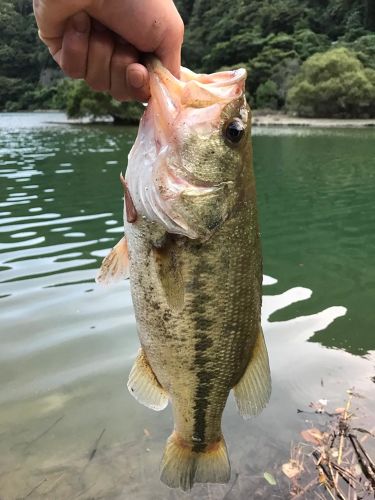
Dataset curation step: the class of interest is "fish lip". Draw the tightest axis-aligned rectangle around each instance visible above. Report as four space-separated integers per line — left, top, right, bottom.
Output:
146 57 247 113
147 56 247 88
181 67 247 88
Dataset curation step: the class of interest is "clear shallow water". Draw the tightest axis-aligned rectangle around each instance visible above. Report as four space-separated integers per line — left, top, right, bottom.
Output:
0 113 374 499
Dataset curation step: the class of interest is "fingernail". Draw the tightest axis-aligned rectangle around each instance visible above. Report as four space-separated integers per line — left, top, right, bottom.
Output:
127 68 145 89
72 12 90 33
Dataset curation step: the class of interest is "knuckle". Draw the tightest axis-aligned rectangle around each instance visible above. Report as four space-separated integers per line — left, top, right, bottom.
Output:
111 52 127 72
61 46 87 78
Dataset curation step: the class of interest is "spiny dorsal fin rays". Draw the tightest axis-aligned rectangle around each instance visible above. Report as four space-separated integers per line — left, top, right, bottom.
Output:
96 236 129 285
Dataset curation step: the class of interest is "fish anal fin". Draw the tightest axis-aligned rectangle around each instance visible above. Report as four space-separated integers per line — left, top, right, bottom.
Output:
96 236 129 285
233 325 271 419
127 349 168 411
153 241 184 311
160 432 230 491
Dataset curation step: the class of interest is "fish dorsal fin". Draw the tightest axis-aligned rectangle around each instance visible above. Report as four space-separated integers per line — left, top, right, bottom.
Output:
233 325 271 419
96 236 129 285
127 349 168 411
153 242 184 311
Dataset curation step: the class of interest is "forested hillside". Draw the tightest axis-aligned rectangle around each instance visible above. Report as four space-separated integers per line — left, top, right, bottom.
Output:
1 0 375 116
0 0 58 111
176 0 375 113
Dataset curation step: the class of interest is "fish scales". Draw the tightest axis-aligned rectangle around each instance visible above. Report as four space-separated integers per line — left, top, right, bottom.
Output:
98 58 271 491
127 188 260 438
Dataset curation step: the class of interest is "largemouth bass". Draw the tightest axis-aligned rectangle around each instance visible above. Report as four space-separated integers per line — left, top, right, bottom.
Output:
98 59 271 491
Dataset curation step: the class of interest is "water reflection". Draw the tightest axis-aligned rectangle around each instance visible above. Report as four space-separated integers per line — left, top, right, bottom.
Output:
0 113 374 499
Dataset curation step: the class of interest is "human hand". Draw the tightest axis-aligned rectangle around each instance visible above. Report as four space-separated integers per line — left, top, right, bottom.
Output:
33 0 184 102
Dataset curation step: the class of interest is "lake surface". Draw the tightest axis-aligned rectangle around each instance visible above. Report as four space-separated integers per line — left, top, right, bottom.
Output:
0 112 374 499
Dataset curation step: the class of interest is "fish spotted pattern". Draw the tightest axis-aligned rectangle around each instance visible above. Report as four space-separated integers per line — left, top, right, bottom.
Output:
98 58 271 491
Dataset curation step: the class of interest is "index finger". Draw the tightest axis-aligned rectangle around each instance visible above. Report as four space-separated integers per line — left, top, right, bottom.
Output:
86 0 184 79
33 0 89 50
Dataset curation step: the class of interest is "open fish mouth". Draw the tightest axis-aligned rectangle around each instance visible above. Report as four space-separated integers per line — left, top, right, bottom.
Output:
146 57 246 144
125 58 247 239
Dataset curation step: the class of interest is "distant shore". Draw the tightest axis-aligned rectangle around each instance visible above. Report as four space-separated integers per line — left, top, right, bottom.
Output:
252 112 375 128
3 110 375 129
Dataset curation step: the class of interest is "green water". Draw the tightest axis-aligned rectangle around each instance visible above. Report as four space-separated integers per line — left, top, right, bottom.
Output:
255 128 375 355
0 113 374 499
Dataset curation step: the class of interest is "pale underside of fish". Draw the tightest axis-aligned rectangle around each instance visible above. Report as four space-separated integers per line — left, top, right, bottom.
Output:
97 58 271 492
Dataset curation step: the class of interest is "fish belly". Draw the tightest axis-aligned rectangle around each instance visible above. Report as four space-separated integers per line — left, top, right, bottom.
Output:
126 202 261 446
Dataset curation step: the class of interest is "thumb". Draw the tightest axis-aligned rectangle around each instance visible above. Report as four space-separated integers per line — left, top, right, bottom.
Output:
155 24 184 79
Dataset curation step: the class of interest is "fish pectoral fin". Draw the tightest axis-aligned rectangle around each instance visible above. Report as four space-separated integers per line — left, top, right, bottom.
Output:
153 242 184 311
96 236 129 285
160 432 230 491
127 349 168 411
233 325 271 419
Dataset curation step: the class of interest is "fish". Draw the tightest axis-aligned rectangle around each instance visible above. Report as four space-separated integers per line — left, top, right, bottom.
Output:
97 58 271 491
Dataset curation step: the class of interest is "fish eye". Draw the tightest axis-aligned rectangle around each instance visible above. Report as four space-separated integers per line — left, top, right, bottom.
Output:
223 119 245 145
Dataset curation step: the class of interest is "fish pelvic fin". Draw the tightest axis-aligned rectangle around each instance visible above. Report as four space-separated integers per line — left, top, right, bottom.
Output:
96 236 129 285
160 432 230 491
233 324 271 419
127 349 168 411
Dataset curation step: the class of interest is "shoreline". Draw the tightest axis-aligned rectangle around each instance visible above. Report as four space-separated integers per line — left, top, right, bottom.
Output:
252 113 375 128
3 110 375 128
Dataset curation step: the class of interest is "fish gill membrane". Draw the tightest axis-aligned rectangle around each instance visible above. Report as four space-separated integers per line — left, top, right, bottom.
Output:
97 57 271 491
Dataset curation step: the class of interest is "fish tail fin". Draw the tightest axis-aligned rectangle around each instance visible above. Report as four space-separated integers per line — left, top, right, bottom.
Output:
160 431 230 491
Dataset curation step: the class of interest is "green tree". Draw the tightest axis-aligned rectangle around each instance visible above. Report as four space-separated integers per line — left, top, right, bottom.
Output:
175 0 371 110
1 0 373 113
58 80 143 124
287 47 375 117
0 0 54 110
350 34 375 69
255 80 279 109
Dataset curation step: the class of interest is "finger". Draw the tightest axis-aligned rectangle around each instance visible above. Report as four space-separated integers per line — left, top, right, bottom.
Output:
38 33 63 64
60 12 91 78
85 26 115 92
126 63 150 102
109 43 137 101
87 0 184 77
34 0 88 40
